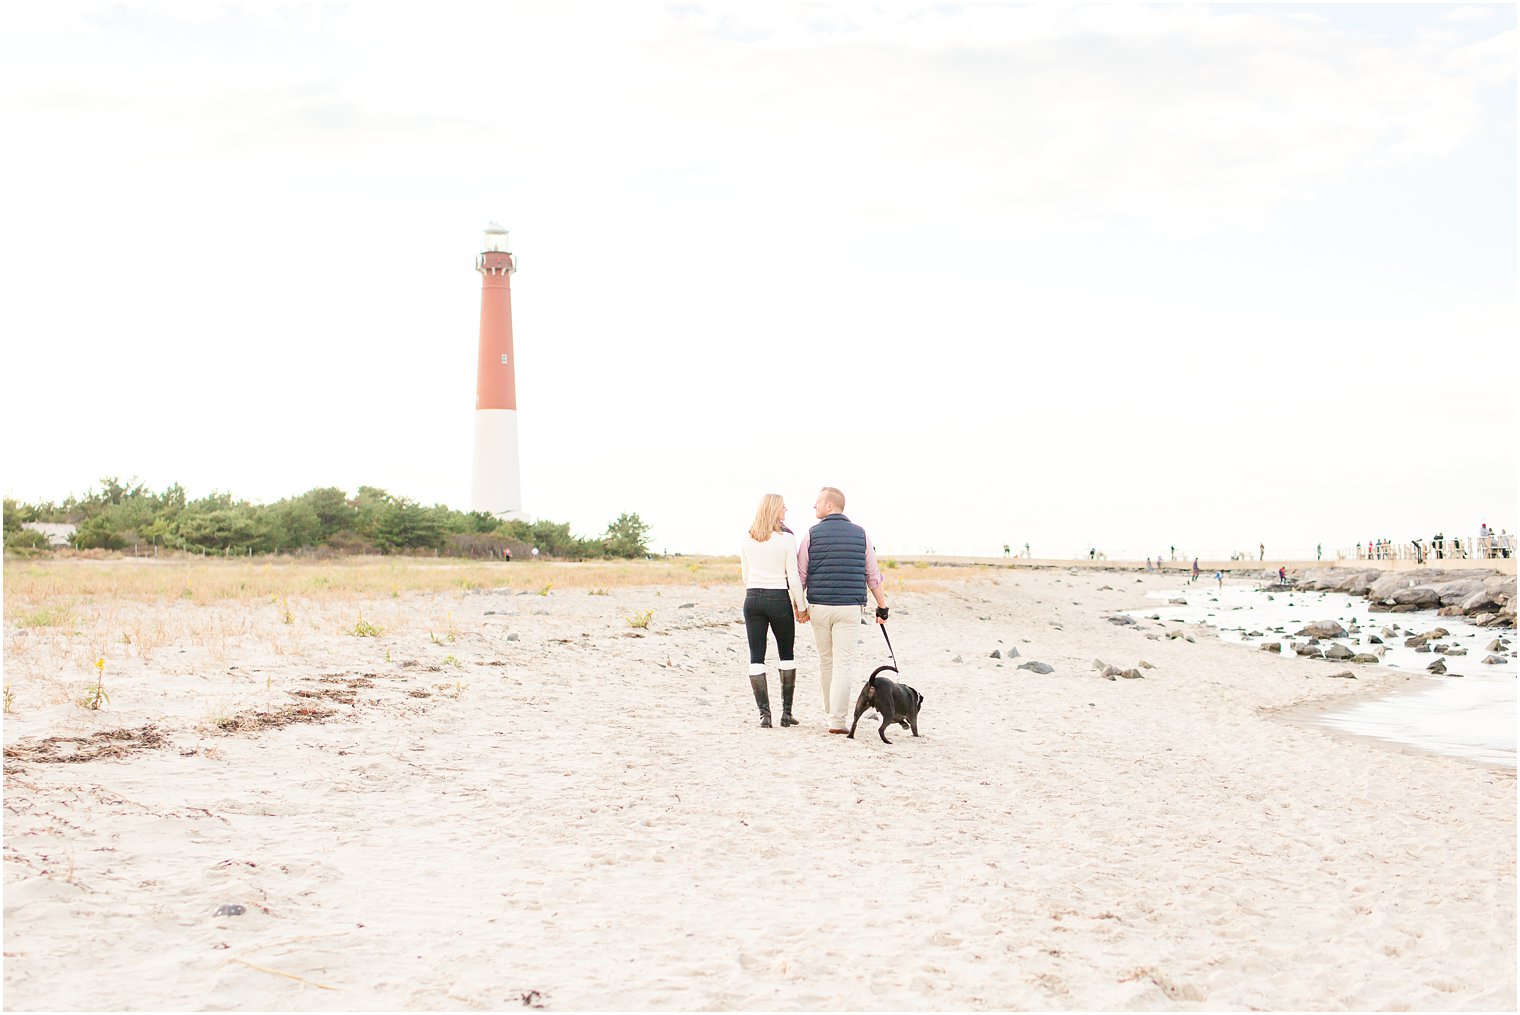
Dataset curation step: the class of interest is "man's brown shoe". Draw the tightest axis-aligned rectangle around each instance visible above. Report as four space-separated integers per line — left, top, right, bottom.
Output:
827 728 848 735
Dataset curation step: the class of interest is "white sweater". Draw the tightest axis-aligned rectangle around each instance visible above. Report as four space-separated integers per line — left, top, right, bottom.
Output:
740 530 807 612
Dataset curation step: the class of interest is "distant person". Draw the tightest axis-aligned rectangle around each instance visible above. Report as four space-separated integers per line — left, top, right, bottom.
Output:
1259 542 1264 561
1215 570 1223 589
1089 547 1096 560
531 546 540 560
1316 543 1322 561
797 486 888 735
739 493 808 729
503 546 512 562
1170 545 1176 561
1278 566 1286 585
1191 557 1200 581
1003 543 1010 558
1024 542 1030 558
1146 557 1154 572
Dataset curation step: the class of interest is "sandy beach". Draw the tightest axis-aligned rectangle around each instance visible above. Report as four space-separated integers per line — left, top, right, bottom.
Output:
3 559 1514 1011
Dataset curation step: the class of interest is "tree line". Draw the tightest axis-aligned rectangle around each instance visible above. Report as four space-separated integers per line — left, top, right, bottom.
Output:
3 478 652 560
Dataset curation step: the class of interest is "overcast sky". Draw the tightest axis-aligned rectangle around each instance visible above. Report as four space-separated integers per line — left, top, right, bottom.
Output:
2 2 1515 558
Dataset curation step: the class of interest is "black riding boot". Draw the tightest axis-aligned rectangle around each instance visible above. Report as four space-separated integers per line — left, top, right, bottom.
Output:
749 673 773 728
778 669 799 726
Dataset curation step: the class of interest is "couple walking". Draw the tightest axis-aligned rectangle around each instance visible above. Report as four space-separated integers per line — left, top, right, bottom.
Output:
738 486 888 733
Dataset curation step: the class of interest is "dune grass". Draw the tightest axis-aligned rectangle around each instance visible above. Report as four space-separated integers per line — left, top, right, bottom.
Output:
3 554 970 621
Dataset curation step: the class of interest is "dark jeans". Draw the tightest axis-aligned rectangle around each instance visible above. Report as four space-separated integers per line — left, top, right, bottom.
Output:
743 588 795 666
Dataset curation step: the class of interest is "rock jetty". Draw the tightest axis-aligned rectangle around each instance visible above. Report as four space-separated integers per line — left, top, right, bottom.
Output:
1291 569 1515 629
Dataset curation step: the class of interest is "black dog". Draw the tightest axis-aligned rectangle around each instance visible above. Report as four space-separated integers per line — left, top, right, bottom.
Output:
847 665 924 745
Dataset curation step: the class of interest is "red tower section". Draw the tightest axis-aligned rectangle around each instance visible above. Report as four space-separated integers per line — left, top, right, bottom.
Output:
476 233 517 411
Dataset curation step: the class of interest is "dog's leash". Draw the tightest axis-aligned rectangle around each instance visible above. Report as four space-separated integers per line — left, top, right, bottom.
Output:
879 622 898 670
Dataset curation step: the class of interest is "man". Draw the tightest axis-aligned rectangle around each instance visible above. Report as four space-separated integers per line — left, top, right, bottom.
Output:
796 487 888 734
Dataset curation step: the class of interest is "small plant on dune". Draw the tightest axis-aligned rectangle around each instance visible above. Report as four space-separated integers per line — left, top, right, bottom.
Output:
351 613 384 637
442 654 461 668
883 558 899 569
913 561 929 570
384 647 392 662
537 583 553 597
80 657 109 710
3 684 13 714
627 610 653 629
18 603 74 629
181 584 194 599
587 588 609 596
279 598 294 625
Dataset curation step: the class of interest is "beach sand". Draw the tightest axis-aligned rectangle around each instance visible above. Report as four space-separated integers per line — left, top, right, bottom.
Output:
3 562 1514 1010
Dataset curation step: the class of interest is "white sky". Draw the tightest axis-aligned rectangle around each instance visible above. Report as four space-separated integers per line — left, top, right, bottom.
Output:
2 2 1515 558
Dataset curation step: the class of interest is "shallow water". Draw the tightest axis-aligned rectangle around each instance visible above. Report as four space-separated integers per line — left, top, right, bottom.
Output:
1132 582 1516 769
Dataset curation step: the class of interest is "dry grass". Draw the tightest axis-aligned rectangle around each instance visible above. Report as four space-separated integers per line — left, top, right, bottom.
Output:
5 554 971 609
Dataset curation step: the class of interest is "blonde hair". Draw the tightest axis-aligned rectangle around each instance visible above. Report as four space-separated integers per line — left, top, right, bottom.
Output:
819 486 845 512
748 493 785 542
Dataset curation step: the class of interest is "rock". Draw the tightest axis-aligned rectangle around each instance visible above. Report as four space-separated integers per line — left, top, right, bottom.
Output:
1403 636 1427 649
1018 661 1054 674
1118 668 1144 679
1138 660 1155 669
1106 615 1136 626
1091 659 1109 671
1486 639 1508 652
990 650 1001 659
1324 644 1354 660
1350 654 1381 664
951 654 963 663
1306 637 1321 646
679 603 696 609
1260 642 1281 653
1296 621 1348 639
1293 644 1323 658
506 633 520 642
1006 646 1020 658
1100 665 1121 680
1147 614 1162 621
1247 630 1263 637
1368 635 1382 645
483 610 498 616
1445 647 1467 657
214 904 246 917
1145 634 1160 641
1428 627 1450 639
1438 606 1465 617
1169 598 1187 605
1393 587 1442 607
1481 655 1505 665
1427 659 1447 674
1381 627 1397 637
1414 645 1431 653
1166 629 1187 641
1326 671 1356 679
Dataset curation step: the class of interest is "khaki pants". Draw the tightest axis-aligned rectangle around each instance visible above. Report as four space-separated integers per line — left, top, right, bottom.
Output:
808 602 863 729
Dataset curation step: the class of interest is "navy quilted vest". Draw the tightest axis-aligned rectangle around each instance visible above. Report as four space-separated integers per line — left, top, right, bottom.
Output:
806 514 868 606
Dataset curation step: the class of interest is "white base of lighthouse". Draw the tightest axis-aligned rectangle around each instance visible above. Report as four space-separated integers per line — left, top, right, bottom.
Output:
471 409 524 518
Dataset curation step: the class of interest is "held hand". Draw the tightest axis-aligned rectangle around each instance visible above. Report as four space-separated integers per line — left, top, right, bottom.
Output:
796 608 810 624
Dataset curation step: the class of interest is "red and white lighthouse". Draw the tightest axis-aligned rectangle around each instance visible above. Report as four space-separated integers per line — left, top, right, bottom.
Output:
471 223 523 518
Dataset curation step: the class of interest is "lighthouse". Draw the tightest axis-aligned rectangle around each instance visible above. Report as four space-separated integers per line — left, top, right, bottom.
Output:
470 223 523 518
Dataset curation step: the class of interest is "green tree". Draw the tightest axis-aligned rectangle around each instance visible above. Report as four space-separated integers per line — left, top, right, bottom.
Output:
602 512 652 558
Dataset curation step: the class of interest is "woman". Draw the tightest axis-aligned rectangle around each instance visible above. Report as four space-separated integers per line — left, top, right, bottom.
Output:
739 493 808 728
